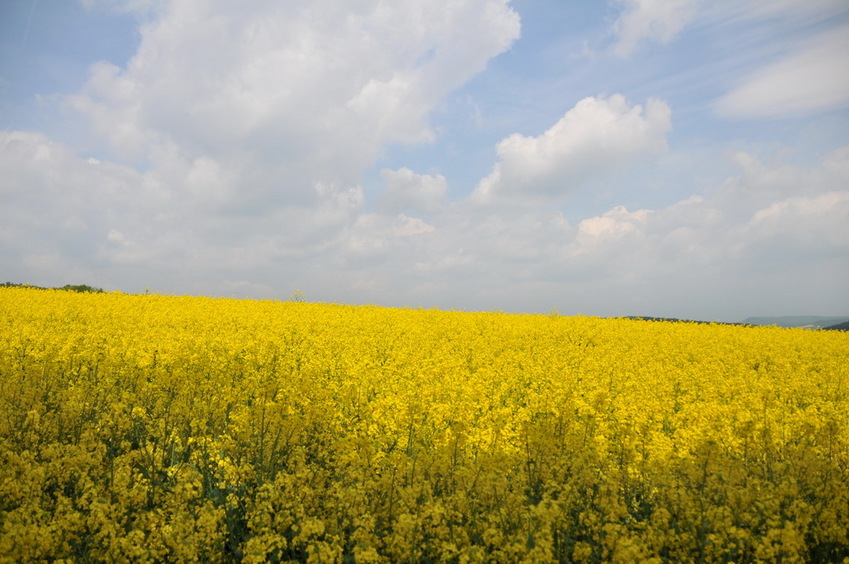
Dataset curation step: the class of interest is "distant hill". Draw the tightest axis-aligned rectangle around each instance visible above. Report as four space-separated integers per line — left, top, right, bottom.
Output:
622 316 745 326
742 316 849 329
624 315 849 330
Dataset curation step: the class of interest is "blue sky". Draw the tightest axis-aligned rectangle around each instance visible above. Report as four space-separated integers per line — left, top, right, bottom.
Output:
2 0 848 320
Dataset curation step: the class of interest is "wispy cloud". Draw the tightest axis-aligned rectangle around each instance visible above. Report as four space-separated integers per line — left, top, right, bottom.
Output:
609 0 700 57
715 24 849 118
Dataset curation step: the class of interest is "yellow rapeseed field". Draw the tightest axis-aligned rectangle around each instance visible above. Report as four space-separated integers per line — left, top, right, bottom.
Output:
1 287 847 563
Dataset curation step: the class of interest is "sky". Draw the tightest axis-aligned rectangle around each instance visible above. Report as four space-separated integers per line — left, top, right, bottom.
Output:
1 0 848 321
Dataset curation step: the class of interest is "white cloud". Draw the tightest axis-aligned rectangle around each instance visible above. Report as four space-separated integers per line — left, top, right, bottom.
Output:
609 0 700 57
574 206 651 249
2 1 519 292
0 129 363 286
425 145 848 317
4 135 848 318
344 213 435 261
0 130 147 284
68 1 519 175
61 0 521 227
471 95 671 205
716 24 849 118
379 168 447 215
4 2 848 319
746 191 849 251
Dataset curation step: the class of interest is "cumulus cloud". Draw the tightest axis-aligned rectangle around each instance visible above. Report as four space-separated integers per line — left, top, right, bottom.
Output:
343 213 435 264
745 191 849 251
378 168 447 215
471 95 671 205
0 130 149 284
574 206 651 251
1 1 520 293
4 134 847 318
67 0 520 202
653 148 849 266
4 2 848 319
408 145 848 317
716 24 849 118
609 0 700 57
0 128 364 289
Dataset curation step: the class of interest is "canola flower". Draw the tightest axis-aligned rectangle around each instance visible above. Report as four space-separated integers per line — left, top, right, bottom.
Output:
0 286 847 563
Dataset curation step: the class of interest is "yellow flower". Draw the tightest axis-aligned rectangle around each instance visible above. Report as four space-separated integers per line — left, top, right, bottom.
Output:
1 286 847 562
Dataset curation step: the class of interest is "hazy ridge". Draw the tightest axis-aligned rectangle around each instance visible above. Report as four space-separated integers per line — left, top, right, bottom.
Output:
742 316 849 329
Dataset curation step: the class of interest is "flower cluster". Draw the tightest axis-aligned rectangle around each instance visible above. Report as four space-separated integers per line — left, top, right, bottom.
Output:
1 287 847 562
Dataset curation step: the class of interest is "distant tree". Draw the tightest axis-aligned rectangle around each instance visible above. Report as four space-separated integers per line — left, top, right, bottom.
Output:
2 282 46 289
2 282 104 293
58 284 105 293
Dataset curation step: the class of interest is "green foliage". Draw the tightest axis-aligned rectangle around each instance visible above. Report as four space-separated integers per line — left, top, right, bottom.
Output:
2 282 104 293
57 284 105 293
